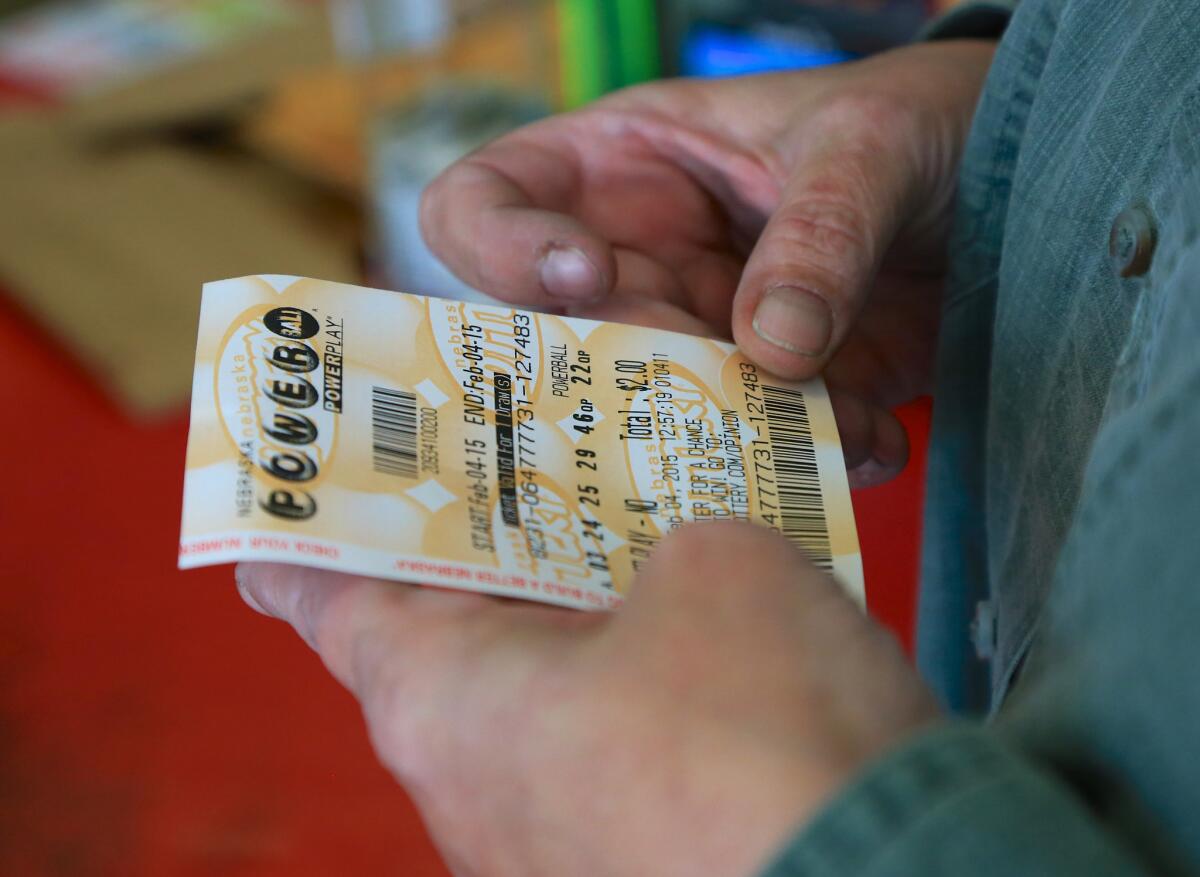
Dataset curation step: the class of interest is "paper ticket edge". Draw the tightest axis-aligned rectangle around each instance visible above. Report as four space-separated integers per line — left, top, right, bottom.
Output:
180 275 867 609
178 528 624 611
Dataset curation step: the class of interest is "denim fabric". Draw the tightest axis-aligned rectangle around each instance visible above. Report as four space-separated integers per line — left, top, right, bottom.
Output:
762 1 1200 873
922 0 1200 713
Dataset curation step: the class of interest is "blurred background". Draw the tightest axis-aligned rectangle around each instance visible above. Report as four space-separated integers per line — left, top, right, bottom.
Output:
0 1 958 873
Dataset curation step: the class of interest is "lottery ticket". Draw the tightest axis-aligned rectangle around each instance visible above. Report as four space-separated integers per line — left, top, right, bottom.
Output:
180 276 863 610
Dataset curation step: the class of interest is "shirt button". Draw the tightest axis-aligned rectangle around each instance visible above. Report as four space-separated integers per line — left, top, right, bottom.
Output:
971 600 997 661
1109 205 1157 278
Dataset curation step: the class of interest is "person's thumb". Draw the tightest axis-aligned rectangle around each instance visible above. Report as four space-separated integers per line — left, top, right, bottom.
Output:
732 121 916 380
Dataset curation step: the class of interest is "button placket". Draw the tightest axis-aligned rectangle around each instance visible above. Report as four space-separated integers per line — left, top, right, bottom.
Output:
971 599 998 662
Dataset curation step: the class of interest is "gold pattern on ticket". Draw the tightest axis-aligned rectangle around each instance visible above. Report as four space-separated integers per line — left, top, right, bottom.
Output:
180 276 863 609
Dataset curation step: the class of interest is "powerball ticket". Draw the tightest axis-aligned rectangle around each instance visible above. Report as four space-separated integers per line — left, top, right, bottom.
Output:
180 276 863 610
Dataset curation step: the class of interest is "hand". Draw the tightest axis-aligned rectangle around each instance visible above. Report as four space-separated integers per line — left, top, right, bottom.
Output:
238 522 939 877
421 40 995 486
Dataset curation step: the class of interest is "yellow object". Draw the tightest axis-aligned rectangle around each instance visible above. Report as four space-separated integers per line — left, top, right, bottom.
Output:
181 275 863 607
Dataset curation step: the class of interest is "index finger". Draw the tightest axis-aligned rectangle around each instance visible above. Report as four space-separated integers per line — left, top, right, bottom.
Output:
235 564 595 705
236 563 494 695
419 129 617 307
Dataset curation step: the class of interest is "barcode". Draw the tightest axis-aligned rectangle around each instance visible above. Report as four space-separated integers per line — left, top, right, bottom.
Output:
761 385 832 570
371 386 418 478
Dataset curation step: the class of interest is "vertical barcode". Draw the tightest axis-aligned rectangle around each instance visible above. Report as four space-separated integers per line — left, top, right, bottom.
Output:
371 387 418 478
761 385 833 570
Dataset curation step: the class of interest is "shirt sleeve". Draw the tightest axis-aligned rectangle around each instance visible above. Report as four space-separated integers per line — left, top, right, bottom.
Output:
759 189 1200 877
920 1 1018 40
758 724 1151 877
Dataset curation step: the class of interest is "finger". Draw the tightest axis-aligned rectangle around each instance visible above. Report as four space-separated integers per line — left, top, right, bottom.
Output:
623 520 837 624
828 389 909 488
420 133 617 307
847 408 908 490
235 564 595 697
731 107 917 380
564 247 698 332
235 563 491 694
609 248 689 309
565 247 742 338
614 522 868 680
676 249 743 334
570 291 713 337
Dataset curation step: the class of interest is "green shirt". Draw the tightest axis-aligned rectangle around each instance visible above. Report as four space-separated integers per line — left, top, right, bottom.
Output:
764 1 1200 873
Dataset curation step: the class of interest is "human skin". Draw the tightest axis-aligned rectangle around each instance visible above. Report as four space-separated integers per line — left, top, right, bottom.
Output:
240 524 938 877
420 39 996 486
240 40 997 876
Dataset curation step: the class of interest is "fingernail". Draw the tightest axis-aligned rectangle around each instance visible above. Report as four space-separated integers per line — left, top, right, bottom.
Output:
540 246 602 302
752 286 832 358
235 565 270 616
847 457 894 491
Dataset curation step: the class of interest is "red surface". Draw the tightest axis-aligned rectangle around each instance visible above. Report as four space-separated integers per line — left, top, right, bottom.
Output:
0 288 927 875
0 68 58 107
858 398 930 656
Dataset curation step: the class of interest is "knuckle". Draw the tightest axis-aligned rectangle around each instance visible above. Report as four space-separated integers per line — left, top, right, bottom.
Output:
757 214 868 310
816 89 915 143
417 171 454 250
355 638 415 752
360 675 426 784
417 172 440 217
772 198 871 267
418 159 490 244
346 608 444 780
301 577 358 654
